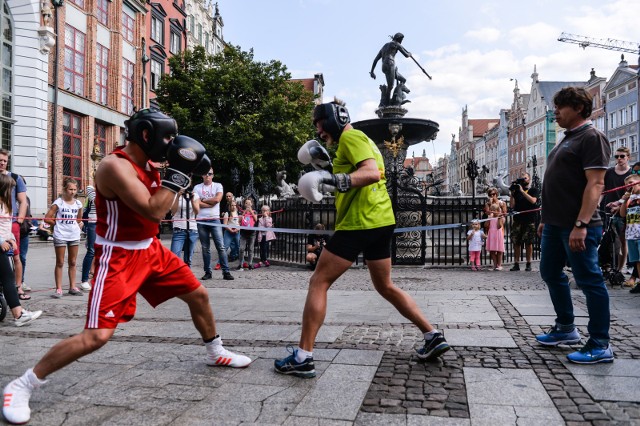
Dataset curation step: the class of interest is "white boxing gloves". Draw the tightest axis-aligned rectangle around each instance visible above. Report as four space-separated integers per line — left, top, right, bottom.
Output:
297 170 336 203
297 139 332 171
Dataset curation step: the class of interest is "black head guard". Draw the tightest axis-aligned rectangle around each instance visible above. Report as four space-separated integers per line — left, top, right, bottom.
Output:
312 102 350 142
124 108 178 162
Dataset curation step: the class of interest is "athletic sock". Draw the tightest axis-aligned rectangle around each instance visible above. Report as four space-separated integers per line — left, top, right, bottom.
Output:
424 330 439 340
205 336 224 356
295 347 312 363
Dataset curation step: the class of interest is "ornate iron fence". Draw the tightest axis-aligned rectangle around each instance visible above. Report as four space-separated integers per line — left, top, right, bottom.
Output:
262 195 540 267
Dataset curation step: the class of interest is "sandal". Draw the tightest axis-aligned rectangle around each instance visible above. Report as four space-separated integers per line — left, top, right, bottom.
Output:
68 288 84 296
624 279 636 288
18 292 31 300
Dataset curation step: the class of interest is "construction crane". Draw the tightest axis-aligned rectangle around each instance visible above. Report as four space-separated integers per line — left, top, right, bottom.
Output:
558 32 640 54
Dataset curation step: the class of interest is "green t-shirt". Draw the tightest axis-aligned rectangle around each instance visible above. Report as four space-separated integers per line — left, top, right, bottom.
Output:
333 129 396 230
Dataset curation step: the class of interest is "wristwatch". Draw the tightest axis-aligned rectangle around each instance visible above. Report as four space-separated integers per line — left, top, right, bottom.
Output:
574 220 589 229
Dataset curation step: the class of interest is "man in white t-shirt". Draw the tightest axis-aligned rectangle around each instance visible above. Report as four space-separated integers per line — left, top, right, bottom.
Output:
193 167 234 280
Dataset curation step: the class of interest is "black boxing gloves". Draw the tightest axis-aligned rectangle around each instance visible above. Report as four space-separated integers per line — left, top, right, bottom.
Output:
161 135 206 193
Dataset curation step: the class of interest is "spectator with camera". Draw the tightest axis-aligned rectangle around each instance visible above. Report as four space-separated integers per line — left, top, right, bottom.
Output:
600 146 631 275
509 172 539 271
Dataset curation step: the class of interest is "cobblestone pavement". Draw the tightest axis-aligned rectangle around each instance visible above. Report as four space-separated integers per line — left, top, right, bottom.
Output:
1 239 639 425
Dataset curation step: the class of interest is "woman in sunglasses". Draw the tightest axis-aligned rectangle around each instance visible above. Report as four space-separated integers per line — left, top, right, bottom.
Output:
484 186 507 218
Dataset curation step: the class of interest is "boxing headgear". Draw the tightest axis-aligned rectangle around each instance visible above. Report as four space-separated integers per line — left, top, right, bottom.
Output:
312 102 350 143
124 108 178 162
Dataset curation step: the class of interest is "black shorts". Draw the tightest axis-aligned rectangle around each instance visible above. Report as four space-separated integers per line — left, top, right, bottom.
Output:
325 225 394 262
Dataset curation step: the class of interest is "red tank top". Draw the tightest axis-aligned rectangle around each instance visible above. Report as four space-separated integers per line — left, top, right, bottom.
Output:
95 147 161 241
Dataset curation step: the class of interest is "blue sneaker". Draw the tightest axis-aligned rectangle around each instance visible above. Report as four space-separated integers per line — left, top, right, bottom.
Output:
416 332 450 361
567 339 613 364
535 325 581 346
274 346 316 378
567 340 614 364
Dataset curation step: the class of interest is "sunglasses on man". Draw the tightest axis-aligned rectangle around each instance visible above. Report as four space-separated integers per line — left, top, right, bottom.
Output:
614 154 626 159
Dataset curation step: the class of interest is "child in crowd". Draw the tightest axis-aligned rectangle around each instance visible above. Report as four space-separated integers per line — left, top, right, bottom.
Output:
0 174 42 325
237 198 257 271
467 219 486 271
254 205 276 268
620 173 640 293
45 177 84 298
222 199 240 262
484 203 505 270
306 223 327 270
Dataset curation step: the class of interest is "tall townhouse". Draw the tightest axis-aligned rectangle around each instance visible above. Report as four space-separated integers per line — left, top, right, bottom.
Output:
447 134 458 194
603 55 639 162
457 106 498 195
524 66 583 179
484 124 498 183
585 68 607 137
146 1 187 108
1 0 53 215
47 0 147 206
185 0 224 55
496 109 510 179
507 80 529 182
434 155 448 194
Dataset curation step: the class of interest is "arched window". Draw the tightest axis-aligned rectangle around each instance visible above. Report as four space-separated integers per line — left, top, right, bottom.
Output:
0 0 13 153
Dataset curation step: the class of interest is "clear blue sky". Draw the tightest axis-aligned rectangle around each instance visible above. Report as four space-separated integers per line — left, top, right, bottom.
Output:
217 0 639 161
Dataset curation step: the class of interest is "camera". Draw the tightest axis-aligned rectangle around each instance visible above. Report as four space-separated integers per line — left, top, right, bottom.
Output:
510 177 527 192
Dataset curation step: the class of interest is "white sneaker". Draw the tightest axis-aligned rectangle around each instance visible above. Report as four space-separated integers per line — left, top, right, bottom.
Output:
14 310 42 327
79 281 91 291
205 339 252 368
2 369 46 424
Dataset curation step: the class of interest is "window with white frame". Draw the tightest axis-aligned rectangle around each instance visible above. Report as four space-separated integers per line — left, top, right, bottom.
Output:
631 135 638 154
630 103 637 122
610 112 617 128
170 31 180 54
620 108 627 126
151 16 163 44
150 59 162 91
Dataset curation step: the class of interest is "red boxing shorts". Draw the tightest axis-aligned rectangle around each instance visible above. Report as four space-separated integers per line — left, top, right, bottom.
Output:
86 238 201 329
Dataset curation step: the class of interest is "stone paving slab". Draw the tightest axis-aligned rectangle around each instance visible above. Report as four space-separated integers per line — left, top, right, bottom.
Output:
442 329 517 348
293 364 378 421
506 294 589 317
564 359 640 402
464 367 561 415
354 412 471 425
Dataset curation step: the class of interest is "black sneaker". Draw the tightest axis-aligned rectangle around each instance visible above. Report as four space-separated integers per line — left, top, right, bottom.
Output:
525 263 532 272
201 272 212 280
274 346 316 378
416 332 450 361
631 284 640 294
510 263 520 271
223 272 234 280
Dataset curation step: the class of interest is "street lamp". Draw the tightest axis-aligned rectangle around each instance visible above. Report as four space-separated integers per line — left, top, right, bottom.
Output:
466 158 479 198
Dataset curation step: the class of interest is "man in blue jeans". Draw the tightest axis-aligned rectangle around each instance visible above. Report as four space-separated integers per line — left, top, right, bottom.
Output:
80 185 96 291
536 86 613 364
193 168 234 281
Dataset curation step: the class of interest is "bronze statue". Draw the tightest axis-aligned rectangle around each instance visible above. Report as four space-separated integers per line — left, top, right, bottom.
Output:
370 33 433 108
370 33 411 107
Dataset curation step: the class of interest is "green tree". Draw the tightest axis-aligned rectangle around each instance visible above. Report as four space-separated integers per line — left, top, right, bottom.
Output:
156 45 316 194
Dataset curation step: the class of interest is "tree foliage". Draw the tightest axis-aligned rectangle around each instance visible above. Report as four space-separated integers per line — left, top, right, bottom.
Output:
156 45 316 194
